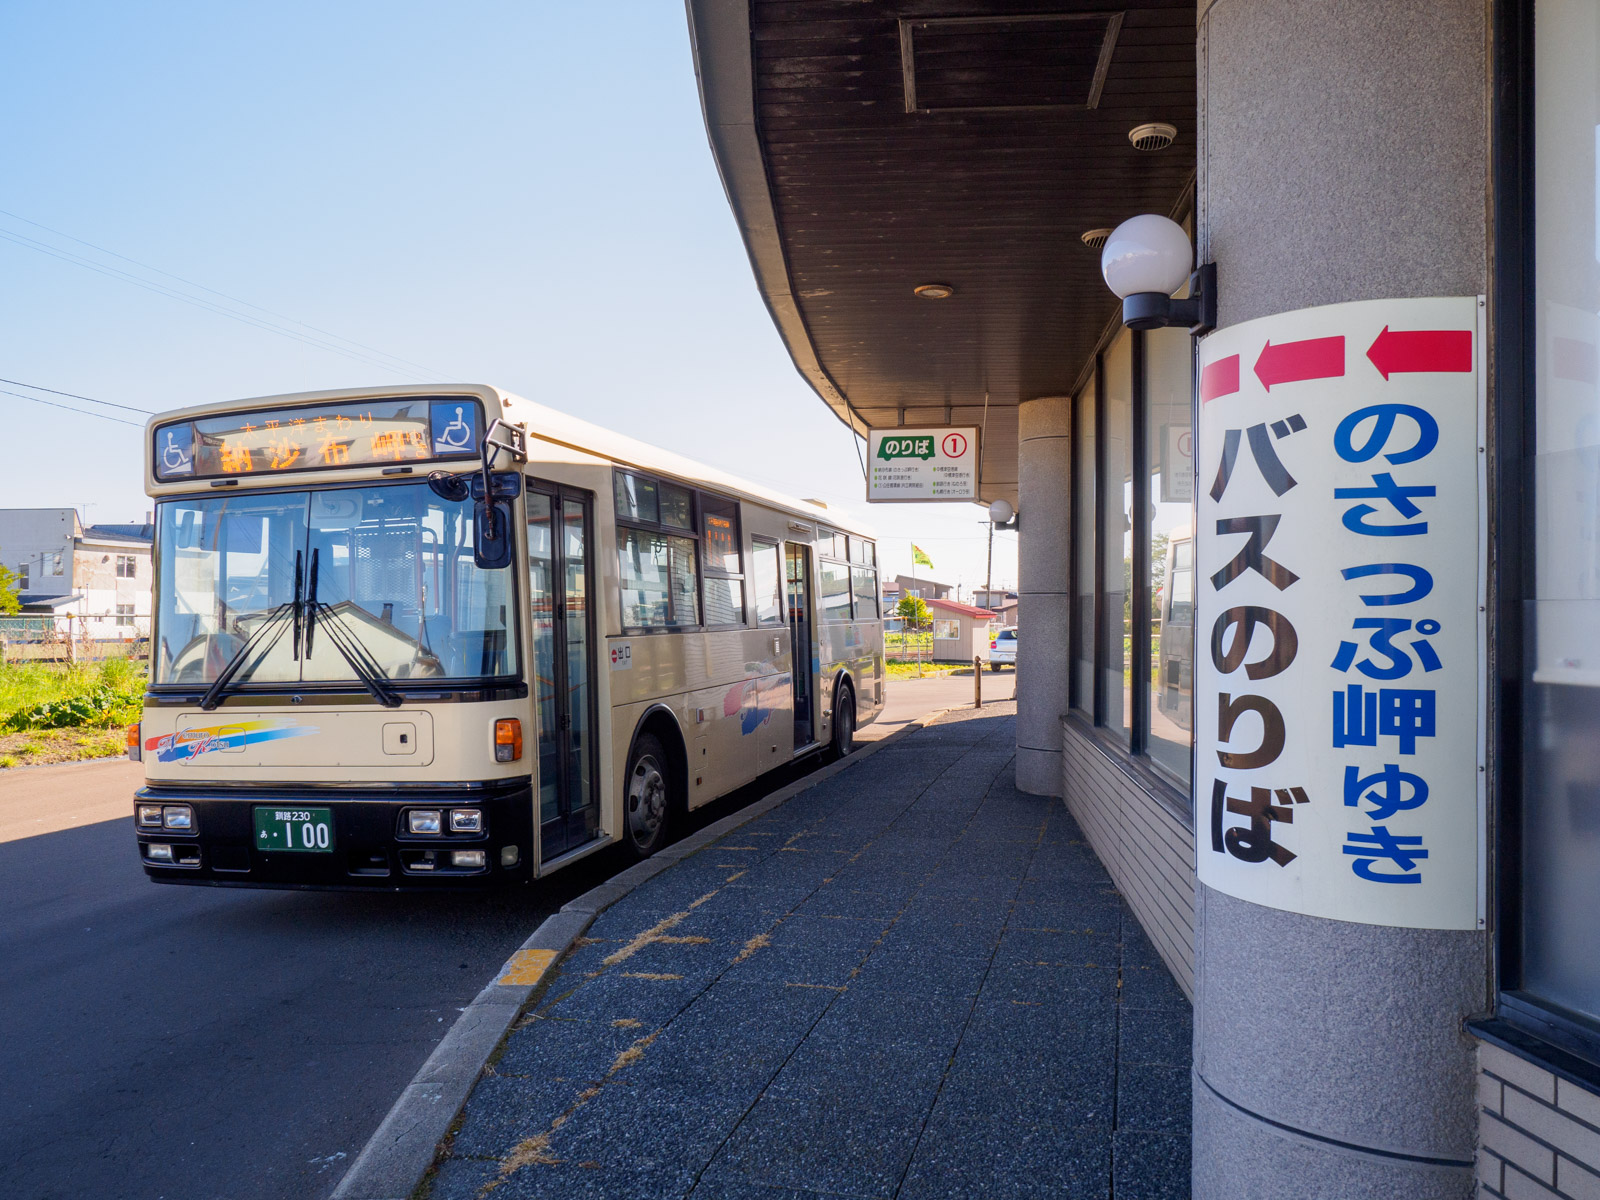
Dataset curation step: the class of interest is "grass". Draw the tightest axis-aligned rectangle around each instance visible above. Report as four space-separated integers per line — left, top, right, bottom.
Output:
0 660 145 768
885 661 956 680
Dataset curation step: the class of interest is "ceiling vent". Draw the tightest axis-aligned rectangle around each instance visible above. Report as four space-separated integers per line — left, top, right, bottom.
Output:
1080 228 1113 250
1128 122 1178 151
899 13 1125 113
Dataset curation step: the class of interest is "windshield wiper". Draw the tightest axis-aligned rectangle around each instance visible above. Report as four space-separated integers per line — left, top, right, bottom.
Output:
303 549 403 708
199 552 303 712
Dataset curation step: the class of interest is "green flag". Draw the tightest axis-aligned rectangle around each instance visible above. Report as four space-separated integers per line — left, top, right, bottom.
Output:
912 543 934 569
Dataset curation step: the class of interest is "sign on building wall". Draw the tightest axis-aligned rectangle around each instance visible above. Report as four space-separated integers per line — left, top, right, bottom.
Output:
866 427 979 502
1194 297 1485 930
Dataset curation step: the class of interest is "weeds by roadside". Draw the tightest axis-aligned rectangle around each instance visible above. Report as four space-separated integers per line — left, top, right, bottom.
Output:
0 661 144 767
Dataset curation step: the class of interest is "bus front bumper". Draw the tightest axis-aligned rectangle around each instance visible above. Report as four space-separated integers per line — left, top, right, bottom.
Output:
132 779 536 889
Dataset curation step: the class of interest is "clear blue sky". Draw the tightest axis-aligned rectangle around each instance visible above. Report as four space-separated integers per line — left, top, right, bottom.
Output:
0 1 1016 594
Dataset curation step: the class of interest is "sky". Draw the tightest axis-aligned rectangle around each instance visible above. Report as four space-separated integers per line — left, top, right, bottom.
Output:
0 1 1017 597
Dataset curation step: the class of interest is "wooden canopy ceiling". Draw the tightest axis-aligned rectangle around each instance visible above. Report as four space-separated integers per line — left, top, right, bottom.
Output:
688 0 1196 503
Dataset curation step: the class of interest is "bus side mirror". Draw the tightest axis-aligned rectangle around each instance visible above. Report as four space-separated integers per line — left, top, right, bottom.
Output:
474 499 514 570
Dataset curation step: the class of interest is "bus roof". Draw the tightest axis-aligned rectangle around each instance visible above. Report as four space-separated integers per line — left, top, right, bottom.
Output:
145 383 876 539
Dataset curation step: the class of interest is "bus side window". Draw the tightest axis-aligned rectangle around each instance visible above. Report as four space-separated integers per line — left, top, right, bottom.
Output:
753 540 784 626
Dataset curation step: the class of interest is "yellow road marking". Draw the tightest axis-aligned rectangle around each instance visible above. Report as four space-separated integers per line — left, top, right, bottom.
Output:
497 948 558 987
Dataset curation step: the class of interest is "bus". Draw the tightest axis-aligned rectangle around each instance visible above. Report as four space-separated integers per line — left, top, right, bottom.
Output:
129 384 884 888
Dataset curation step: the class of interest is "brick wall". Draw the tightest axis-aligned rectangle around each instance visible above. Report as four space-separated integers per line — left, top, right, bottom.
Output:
1477 1040 1600 1198
1060 717 1196 998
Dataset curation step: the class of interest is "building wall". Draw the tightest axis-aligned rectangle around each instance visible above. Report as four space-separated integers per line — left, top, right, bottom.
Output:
1476 1043 1600 1200
1061 718 1195 998
0 508 77 593
73 543 151 638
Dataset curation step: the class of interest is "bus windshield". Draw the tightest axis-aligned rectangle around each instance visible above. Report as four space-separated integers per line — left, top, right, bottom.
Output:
152 482 515 687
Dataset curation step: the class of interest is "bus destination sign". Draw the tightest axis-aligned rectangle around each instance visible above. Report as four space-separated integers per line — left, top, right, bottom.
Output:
154 397 482 481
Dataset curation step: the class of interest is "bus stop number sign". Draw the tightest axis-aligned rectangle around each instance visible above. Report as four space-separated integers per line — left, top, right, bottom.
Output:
867 427 979 502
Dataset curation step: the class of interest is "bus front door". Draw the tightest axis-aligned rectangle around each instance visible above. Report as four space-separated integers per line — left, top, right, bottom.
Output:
528 485 599 863
785 542 815 748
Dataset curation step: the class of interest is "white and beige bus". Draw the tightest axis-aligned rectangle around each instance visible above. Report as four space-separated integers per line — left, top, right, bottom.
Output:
130 384 883 888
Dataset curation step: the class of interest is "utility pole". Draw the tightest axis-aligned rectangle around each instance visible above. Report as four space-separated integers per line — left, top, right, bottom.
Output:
985 520 994 604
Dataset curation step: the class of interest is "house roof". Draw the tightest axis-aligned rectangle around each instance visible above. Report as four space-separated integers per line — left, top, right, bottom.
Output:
926 597 997 619
82 524 154 546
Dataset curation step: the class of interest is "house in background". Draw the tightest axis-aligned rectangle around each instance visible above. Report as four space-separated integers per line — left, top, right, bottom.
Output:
0 508 153 639
891 573 952 602
971 588 1018 627
926 597 996 664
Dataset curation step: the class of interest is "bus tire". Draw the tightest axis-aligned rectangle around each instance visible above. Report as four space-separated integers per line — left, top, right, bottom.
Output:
830 681 855 760
622 733 672 860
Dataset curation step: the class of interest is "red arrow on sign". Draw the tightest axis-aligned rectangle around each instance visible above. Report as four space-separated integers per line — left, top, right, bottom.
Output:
1366 326 1472 379
1254 336 1345 391
1200 355 1240 403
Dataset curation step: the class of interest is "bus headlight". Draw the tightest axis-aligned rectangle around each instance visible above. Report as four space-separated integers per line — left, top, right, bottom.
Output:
146 843 174 862
449 808 482 833
451 850 486 869
162 805 193 831
408 809 442 834
494 719 523 763
137 804 164 828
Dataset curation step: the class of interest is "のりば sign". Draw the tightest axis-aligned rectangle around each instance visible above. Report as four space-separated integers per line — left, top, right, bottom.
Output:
1194 296 1485 930
866 427 979 501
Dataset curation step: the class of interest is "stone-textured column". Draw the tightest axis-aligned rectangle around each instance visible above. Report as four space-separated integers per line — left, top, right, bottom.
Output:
1015 395 1071 796
1194 1 1488 1196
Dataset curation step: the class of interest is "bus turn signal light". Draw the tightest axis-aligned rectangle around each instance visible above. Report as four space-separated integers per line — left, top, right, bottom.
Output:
127 724 141 762
494 719 523 763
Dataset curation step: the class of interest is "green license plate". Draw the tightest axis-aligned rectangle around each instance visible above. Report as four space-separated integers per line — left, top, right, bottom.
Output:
253 806 336 853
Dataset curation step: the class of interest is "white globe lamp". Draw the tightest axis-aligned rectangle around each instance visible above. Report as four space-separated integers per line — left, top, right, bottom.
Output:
1097 214 1215 334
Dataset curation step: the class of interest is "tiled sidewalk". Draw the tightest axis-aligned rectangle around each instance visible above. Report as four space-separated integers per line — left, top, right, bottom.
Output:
425 704 1191 1200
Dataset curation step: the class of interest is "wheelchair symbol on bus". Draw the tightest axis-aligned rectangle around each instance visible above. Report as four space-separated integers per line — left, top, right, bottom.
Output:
431 404 477 454
161 427 193 475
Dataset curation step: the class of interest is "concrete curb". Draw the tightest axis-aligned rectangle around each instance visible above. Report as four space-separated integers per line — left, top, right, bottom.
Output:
330 710 953 1200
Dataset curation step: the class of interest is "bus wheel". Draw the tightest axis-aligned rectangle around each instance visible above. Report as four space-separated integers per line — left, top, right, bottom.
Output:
830 683 855 760
623 733 671 860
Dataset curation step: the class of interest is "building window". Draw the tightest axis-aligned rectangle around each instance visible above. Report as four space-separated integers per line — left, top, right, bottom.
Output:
1072 376 1096 714
1065 236 1196 811
115 604 135 628
1147 321 1195 789
116 555 138 578
1101 330 1135 747
1497 0 1600 1057
17 563 27 588
933 619 960 640
51 552 62 576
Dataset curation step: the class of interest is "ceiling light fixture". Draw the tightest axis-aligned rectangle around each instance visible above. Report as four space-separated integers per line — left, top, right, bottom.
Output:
913 283 955 299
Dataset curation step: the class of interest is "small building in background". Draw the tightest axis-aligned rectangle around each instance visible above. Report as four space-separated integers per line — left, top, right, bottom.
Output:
0 508 153 644
892 573 952 602
971 588 1018 627
926 597 996 664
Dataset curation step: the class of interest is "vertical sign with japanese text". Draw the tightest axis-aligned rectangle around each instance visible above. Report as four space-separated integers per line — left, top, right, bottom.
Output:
1195 297 1484 929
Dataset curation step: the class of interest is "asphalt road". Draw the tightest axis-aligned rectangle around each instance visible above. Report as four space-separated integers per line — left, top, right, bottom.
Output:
0 677 986 1200
860 666 1016 740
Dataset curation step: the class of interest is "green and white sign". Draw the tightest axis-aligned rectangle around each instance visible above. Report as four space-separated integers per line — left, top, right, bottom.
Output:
867 426 979 502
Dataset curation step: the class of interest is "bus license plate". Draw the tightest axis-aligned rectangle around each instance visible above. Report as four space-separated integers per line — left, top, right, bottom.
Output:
253 806 335 853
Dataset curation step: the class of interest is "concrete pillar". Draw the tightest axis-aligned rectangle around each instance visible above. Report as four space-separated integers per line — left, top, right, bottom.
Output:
1193 1 1488 1196
1015 395 1070 796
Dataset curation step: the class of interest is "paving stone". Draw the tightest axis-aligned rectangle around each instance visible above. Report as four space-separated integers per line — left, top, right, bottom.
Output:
795 886 911 921
849 946 992 999
493 1015 654 1081
721 942 870 988
688 1179 846 1200
1117 1063 1192 1134
487 1161 697 1200
880 914 1003 957
1118 1006 1193 1067
1113 1130 1191 1199
550 1078 755 1174
900 1110 1112 1200
766 913 891 952
982 960 1120 1005
538 969 709 1025
934 1064 1117 1128
426 1154 505 1200
995 927 1120 968
446 1072 594 1160
705 1092 928 1197
1120 962 1190 1011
